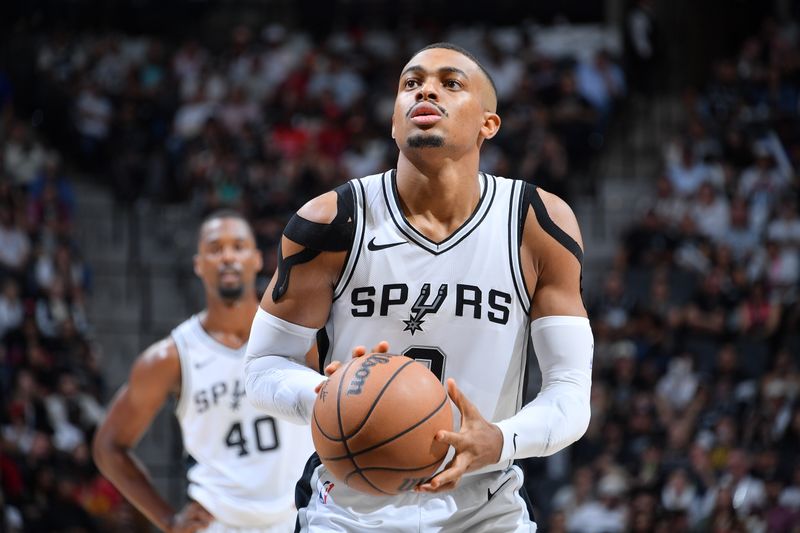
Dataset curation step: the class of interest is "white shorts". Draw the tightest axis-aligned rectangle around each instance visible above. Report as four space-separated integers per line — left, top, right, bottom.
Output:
295 454 536 532
199 515 296 533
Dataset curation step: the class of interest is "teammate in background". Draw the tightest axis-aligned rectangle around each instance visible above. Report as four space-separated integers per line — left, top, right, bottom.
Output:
245 43 593 531
93 211 314 533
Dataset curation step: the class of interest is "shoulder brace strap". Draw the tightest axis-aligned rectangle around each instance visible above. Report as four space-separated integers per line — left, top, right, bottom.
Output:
272 182 356 302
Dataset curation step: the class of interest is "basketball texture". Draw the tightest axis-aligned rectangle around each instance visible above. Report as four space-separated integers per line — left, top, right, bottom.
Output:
311 353 453 496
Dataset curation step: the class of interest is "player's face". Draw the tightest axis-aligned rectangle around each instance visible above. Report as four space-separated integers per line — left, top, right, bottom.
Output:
392 48 499 154
194 218 262 302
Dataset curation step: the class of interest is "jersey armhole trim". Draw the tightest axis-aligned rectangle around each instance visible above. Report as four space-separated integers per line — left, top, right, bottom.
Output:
508 180 532 315
333 178 366 300
172 333 191 418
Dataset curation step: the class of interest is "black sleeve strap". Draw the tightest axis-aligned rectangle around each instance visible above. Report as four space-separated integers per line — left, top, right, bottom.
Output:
522 182 583 265
282 181 355 251
272 182 356 302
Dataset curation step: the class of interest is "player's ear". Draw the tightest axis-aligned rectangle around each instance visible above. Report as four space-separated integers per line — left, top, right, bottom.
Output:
254 248 264 272
480 111 501 140
193 253 202 278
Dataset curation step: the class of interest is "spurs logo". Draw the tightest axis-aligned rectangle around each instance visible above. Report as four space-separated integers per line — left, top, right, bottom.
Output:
403 283 447 335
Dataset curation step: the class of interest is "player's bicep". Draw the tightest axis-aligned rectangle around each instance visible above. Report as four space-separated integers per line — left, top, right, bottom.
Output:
97 340 180 448
522 187 587 320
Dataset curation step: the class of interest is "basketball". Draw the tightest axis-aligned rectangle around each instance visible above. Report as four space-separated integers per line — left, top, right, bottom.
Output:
311 353 453 496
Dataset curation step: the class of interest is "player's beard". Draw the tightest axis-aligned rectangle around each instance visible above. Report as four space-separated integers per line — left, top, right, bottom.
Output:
218 284 244 303
407 134 444 148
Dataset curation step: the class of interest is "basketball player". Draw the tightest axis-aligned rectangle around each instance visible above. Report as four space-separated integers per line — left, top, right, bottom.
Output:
93 211 314 533
244 43 593 532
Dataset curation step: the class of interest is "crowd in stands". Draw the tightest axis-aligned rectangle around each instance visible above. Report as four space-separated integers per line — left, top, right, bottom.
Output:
536 16 800 533
2 11 799 533
32 23 624 268
4 22 627 532
0 116 129 529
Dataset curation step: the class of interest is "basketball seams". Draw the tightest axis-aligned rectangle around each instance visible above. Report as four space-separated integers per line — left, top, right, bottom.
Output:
334 357 393 495
315 357 415 442
345 359 416 440
321 390 449 461
342 456 445 486
314 354 452 495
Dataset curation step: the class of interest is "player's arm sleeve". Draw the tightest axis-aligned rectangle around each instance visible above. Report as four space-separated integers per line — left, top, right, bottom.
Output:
244 307 325 425
495 315 593 460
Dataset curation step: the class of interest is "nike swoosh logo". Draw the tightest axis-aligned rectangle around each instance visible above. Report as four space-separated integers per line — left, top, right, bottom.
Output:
194 358 214 369
513 433 518 453
487 478 513 502
367 237 406 251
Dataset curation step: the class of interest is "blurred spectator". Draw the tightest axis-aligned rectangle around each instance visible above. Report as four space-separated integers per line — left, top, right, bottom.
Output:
0 208 31 280
549 72 597 165
689 182 730 241
721 198 760 261
575 50 626 118
4 123 48 188
666 143 707 196
73 81 112 169
625 0 658 96
45 372 104 453
0 279 24 339
567 472 629 533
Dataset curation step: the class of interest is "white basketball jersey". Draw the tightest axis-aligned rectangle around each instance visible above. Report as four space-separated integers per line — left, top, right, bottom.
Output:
322 171 532 474
173 315 314 527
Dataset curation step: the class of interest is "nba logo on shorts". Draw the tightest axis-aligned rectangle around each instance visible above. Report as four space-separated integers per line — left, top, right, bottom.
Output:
319 480 335 504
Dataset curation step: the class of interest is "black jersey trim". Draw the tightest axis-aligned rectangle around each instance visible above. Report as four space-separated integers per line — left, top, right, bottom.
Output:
333 178 366 301
172 330 191 419
508 180 532 315
520 322 534 407
382 171 496 256
294 452 322 533
389 169 488 246
525 183 584 265
316 327 330 374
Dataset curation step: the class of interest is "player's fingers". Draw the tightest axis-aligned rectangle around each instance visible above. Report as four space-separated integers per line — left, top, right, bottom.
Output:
435 429 464 448
314 379 327 393
184 519 213 533
446 378 479 419
351 345 367 358
424 479 459 493
324 361 343 376
186 503 213 523
370 340 390 353
418 461 466 492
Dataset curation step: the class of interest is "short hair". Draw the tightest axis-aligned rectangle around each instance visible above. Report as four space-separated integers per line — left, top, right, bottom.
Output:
415 42 498 98
197 209 253 244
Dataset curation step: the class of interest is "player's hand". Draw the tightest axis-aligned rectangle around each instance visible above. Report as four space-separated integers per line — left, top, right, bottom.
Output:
168 501 213 533
417 379 503 493
314 341 390 393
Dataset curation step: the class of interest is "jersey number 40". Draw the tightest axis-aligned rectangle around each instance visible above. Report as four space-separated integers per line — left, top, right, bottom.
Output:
225 416 279 457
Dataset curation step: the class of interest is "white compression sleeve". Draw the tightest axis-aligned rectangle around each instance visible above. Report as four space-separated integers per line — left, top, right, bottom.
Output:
244 307 325 425
495 316 593 461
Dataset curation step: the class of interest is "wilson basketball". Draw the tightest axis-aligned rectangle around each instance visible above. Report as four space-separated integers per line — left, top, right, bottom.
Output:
311 353 453 496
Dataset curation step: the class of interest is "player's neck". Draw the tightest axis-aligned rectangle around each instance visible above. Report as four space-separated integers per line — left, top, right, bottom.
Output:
201 296 260 348
395 153 482 238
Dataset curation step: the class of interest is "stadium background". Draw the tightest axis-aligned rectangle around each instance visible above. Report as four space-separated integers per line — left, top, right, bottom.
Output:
1 0 799 531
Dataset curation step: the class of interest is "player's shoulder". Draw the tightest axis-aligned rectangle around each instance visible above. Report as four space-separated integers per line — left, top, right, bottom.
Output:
296 180 357 225
130 337 181 386
520 183 584 262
